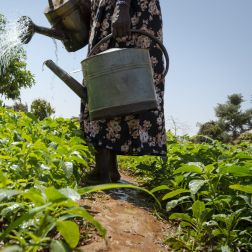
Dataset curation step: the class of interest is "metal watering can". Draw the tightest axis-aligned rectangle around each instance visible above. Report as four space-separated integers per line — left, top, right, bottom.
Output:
20 0 90 52
45 30 169 121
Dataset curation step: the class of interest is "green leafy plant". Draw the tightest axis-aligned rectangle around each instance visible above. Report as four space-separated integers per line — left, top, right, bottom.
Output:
120 133 252 251
0 107 160 251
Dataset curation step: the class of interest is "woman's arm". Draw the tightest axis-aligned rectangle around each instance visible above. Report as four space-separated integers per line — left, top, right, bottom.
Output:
112 0 131 39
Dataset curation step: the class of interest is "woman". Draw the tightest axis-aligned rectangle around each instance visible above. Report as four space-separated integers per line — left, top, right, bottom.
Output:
80 0 166 183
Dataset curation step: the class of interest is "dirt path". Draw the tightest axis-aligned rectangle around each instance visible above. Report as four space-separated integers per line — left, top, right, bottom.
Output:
78 172 172 252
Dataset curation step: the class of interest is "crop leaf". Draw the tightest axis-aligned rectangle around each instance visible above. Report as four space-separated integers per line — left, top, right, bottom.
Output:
50 240 70 252
229 184 252 194
62 162 73 179
0 203 52 239
166 196 191 211
192 200 205 219
59 187 80 201
221 245 232 252
0 246 23 252
150 185 169 193
45 187 68 203
0 189 20 201
189 180 207 195
174 164 203 175
162 189 189 200
65 207 106 237
56 220 80 248
169 213 194 225
219 165 252 177
23 188 45 205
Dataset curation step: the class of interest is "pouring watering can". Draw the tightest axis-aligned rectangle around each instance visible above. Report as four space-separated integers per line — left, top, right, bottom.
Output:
19 0 90 51
45 30 169 121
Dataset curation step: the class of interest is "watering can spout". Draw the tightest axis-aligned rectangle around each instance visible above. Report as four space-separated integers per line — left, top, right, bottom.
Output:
44 60 87 101
18 16 67 44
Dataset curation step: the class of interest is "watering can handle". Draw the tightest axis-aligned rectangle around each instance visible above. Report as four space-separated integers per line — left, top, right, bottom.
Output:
88 29 169 77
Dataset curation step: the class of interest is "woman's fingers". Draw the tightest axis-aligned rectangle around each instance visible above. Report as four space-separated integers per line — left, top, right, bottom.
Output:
112 5 131 39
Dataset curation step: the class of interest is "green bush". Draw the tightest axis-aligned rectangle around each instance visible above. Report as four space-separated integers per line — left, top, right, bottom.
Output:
236 131 252 143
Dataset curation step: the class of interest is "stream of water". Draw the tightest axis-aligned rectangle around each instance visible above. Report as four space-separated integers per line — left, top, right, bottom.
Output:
0 18 29 75
0 17 81 104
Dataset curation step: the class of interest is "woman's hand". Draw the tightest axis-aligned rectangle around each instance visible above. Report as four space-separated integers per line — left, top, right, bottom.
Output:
112 3 131 39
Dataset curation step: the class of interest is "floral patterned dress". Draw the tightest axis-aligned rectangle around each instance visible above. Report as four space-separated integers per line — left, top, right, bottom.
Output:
80 0 167 156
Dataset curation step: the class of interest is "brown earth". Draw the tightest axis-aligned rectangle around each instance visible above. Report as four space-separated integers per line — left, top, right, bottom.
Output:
78 172 172 252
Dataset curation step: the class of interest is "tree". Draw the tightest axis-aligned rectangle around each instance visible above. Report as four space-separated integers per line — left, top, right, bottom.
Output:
215 94 252 138
30 98 55 120
0 14 35 99
197 121 224 140
197 93 252 142
12 100 28 113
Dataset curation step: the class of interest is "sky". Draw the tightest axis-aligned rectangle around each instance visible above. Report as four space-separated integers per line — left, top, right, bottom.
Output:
1 0 252 135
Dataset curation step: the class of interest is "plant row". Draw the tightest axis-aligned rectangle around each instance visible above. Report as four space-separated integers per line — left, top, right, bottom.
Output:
119 133 252 251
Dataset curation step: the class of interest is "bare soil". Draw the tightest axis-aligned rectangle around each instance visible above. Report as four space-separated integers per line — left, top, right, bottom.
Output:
78 172 172 252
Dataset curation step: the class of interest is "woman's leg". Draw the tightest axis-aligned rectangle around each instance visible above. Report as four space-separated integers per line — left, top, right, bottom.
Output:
86 148 120 184
95 147 111 183
110 151 121 182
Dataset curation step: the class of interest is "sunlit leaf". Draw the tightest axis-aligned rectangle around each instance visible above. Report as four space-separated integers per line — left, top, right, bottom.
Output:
212 214 229 224
221 245 232 252
229 184 252 194
59 187 80 201
62 162 73 179
189 180 207 195
212 229 222 237
219 165 252 177
56 220 80 248
0 189 20 201
45 187 68 203
235 152 252 160
169 213 193 224
150 185 169 193
0 245 23 252
174 164 203 175
49 240 69 252
65 207 106 237
0 203 52 239
166 196 191 211
192 200 205 219
1 203 23 217
23 188 45 205
162 189 189 200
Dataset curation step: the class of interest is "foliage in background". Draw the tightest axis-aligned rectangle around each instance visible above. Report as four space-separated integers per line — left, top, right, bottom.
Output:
30 98 55 120
1 98 54 120
198 93 252 142
0 14 35 100
119 132 252 251
236 131 252 144
11 100 28 113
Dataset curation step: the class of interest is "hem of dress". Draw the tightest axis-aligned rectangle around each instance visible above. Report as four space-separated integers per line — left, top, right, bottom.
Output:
87 142 167 157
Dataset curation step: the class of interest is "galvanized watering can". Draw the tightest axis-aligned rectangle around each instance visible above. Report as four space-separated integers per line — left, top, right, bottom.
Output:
20 0 90 52
45 30 169 121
